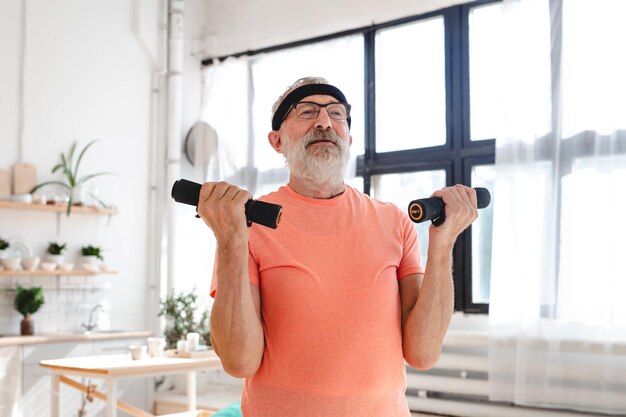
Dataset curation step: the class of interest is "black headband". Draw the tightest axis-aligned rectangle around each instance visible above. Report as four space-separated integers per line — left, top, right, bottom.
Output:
271 83 351 131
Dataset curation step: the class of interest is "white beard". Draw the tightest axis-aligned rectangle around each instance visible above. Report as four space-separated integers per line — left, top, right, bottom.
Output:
281 129 351 187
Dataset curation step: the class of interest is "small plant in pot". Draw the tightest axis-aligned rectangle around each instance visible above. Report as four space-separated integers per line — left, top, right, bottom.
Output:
81 245 103 266
14 285 45 335
30 139 114 216
158 288 211 350
47 242 67 265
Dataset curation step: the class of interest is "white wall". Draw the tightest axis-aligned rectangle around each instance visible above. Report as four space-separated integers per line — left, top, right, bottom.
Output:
0 0 162 332
201 0 472 58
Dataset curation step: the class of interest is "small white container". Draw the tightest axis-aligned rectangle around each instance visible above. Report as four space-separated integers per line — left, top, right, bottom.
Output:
58 262 74 271
176 340 188 353
129 345 147 360
22 257 40 271
186 332 200 351
11 194 32 204
147 337 166 357
1 257 21 271
40 262 57 271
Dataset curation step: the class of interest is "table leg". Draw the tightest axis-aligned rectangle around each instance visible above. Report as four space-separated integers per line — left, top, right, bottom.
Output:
186 371 197 410
50 373 60 417
106 377 117 417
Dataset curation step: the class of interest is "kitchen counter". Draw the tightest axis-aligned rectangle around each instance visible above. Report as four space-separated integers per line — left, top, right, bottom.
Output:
0 330 153 346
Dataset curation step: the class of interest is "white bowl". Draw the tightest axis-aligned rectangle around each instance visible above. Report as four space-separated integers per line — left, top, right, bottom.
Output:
58 262 74 271
40 262 57 271
83 263 100 272
1 257 22 271
22 257 40 271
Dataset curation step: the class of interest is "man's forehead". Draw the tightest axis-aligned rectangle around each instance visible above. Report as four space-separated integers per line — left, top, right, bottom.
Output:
300 94 341 103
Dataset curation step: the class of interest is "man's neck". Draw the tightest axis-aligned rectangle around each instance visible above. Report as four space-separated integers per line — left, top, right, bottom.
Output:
287 175 346 199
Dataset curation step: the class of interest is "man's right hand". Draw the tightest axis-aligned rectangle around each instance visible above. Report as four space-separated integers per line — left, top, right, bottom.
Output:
197 181 253 245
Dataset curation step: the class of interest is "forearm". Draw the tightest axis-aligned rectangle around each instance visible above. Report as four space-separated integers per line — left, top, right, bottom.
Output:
210 242 264 377
403 241 454 369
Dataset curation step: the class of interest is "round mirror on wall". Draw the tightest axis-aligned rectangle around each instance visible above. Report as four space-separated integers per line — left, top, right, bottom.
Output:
183 122 218 167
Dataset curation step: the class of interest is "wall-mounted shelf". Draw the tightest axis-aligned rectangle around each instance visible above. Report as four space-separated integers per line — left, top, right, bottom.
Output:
0 270 117 277
0 200 118 215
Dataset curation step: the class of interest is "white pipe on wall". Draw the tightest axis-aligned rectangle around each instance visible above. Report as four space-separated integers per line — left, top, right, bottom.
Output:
165 0 184 293
131 0 168 333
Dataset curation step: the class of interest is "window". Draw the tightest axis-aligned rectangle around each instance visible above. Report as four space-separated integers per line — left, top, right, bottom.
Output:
201 0 500 313
358 2 498 312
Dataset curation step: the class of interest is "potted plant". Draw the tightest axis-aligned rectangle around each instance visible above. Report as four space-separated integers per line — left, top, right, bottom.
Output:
158 289 211 349
81 245 103 265
0 237 9 259
14 285 45 335
47 242 67 265
30 140 114 216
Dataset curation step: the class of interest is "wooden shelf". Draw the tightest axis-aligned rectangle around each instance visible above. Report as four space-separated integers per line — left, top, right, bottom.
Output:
0 270 117 277
0 200 118 215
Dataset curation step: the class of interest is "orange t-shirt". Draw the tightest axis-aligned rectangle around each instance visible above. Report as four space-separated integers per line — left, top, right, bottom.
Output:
211 185 424 417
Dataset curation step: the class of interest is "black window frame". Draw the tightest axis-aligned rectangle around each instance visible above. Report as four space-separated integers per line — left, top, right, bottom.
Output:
202 0 499 314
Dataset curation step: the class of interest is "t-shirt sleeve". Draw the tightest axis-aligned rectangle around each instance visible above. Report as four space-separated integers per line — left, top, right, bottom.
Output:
397 209 425 279
209 246 260 299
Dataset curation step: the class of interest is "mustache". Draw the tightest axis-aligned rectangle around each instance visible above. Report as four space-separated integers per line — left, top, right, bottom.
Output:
303 130 341 147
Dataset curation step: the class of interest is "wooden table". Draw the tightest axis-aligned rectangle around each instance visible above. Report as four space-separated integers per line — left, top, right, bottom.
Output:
40 352 222 417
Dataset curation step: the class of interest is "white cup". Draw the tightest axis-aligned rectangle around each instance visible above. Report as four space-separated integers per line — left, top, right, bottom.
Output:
129 345 147 360
147 337 166 357
186 332 200 351
176 339 188 353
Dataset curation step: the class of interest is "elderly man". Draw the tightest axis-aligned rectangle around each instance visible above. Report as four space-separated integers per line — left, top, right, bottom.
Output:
200 77 478 417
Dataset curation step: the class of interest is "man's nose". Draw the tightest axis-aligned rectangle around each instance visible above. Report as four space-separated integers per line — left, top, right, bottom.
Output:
314 108 333 130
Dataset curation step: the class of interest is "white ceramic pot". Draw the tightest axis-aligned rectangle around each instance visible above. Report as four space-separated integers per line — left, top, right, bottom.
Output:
82 255 100 265
1 257 22 271
47 254 64 265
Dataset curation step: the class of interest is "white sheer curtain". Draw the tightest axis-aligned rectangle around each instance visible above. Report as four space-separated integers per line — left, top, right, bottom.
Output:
488 0 626 414
174 37 364 294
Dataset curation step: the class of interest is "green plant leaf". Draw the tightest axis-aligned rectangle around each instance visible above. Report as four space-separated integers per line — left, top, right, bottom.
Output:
74 139 99 182
60 153 75 186
67 142 77 170
30 181 70 194
14 285 45 316
75 172 115 187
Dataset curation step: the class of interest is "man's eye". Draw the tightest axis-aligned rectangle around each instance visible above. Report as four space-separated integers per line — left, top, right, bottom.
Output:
299 109 317 117
329 110 344 118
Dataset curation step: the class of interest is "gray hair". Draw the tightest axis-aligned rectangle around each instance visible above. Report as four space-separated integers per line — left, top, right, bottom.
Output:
271 76 329 121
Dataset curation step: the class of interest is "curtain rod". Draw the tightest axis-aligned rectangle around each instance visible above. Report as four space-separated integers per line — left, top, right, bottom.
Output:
200 26 370 66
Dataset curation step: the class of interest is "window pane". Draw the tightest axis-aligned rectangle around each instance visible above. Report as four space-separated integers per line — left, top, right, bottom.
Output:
371 170 446 266
471 164 495 304
469 3 504 141
376 17 446 152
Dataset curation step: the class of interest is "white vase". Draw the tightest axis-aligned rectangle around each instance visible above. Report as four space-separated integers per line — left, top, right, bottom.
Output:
47 254 64 265
72 186 85 206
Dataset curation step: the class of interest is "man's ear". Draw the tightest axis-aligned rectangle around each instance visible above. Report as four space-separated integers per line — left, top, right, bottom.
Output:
348 134 353 146
268 131 283 153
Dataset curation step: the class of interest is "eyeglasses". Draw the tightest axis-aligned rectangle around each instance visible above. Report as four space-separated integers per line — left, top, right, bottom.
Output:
287 101 351 122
